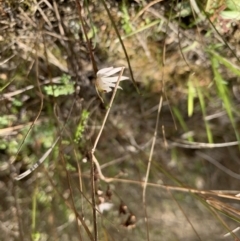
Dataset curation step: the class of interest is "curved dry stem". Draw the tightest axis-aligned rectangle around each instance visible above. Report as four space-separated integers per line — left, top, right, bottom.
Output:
81 167 240 201
90 67 125 241
132 0 164 22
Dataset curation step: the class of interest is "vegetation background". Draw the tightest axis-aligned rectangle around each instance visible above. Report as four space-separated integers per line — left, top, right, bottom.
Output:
1 0 240 240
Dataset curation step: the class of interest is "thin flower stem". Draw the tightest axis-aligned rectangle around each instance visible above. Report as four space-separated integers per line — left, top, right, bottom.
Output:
92 67 125 153
90 67 125 241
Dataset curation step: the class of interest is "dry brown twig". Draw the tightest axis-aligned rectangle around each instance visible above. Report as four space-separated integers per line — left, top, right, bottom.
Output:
132 0 164 22
142 94 163 241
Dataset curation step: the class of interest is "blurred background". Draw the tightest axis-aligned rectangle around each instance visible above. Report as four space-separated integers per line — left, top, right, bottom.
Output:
1 0 240 240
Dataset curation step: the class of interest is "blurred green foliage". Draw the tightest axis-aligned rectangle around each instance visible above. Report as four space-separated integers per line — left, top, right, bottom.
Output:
44 74 74 97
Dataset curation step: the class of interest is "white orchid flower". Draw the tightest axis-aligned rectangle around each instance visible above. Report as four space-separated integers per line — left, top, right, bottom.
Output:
96 67 129 93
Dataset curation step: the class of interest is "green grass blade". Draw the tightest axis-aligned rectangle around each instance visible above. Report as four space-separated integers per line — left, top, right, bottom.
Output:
211 56 240 141
173 106 194 142
196 84 213 143
187 78 195 117
210 50 240 77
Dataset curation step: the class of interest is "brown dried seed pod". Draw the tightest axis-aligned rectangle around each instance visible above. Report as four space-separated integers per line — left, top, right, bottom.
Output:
106 185 112 200
119 201 128 215
123 213 136 229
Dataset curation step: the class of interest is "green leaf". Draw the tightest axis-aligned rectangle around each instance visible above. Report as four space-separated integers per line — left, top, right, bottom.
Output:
220 11 240 20
44 74 74 97
226 0 240 11
74 109 90 143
